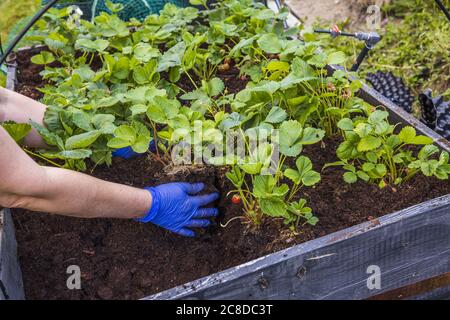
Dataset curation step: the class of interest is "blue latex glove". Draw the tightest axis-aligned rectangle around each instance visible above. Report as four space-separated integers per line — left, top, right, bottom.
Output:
137 183 220 237
112 140 157 159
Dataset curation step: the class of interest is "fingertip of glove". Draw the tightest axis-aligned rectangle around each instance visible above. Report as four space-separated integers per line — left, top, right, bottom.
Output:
176 228 196 238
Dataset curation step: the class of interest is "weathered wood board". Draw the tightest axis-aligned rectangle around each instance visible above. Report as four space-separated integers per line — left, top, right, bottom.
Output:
0 208 25 300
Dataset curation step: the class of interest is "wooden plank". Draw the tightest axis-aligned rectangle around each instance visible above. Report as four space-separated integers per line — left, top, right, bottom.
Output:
367 272 450 300
146 195 450 300
0 208 25 300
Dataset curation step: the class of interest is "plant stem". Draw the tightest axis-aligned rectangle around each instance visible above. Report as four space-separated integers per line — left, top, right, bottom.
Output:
23 149 64 168
184 70 199 90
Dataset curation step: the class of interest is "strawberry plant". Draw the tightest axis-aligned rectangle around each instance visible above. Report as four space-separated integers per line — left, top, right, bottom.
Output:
325 109 450 188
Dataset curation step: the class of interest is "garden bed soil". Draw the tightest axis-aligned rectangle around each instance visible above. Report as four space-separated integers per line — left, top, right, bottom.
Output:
10 49 450 300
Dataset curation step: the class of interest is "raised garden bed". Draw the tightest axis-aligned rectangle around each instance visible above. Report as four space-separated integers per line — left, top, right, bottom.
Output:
1 2 449 300
0 47 448 300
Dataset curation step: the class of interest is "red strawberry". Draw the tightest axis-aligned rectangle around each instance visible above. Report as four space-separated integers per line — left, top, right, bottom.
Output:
231 195 241 204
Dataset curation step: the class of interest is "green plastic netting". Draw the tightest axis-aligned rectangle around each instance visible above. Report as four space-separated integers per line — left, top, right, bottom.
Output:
42 0 95 21
42 1 266 22
93 0 191 21
42 0 191 21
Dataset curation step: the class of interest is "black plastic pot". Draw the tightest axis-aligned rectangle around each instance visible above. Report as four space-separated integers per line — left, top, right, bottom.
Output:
0 48 449 300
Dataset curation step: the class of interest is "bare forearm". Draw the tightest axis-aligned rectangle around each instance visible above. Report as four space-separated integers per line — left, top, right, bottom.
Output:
15 166 151 219
0 126 150 219
0 87 47 148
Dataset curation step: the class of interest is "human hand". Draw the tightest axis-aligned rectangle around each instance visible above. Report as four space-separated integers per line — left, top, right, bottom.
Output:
137 182 220 237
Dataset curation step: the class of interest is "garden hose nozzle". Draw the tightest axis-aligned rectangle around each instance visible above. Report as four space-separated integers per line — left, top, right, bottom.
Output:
353 32 382 49
314 25 381 72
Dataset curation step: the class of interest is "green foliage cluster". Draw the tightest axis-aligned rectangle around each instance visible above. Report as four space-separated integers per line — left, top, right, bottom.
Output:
3 0 449 231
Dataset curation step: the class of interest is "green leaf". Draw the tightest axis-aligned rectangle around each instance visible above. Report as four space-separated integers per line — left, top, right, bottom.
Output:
327 51 347 65
337 118 353 131
134 43 160 63
368 110 389 124
362 162 375 172
240 163 263 175
107 124 140 150
113 57 130 80
337 137 359 160
357 170 370 181
207 78 225 97
343 172 357 184
284 168 301 185
366 151 378 163
291 57 315 79
45 33 68 50
133 60 158 85
375 163 387 176
260 198 288 218
31 51 55 65
357 136 382 152
257 33 283 54
302 171 321 186
398 126 416 143
418 144 439 160
147 96 180 124
72 111 93 131
249 81 280 95
106 0 124 12
1 122 32 143
65 130 101 150
130 104 149 116
107 137 131 149
266 60 290 73
189 0 204 5
75 38 109 52
158 42 186 72
279 120 303 157
439 151 449 165
308 52 327 68
96 96 119 108
354 123 373 138
30 121 62 148
92 114 116 134
397 126 432 145
253 175 276 198
265 107 287 124
299 127 325 145
133 135 151 153
285 156 320 187
168 114 190 129
58 149 92 160
421 161 437 176
219 112 244 130
411 135 433 145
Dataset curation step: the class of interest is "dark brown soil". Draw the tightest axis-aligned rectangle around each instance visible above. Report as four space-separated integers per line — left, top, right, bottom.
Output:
10 48 450 300
14 47 52 100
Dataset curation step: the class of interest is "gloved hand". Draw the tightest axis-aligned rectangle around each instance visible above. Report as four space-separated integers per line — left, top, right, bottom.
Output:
112 140 157 159
137 182 220 237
